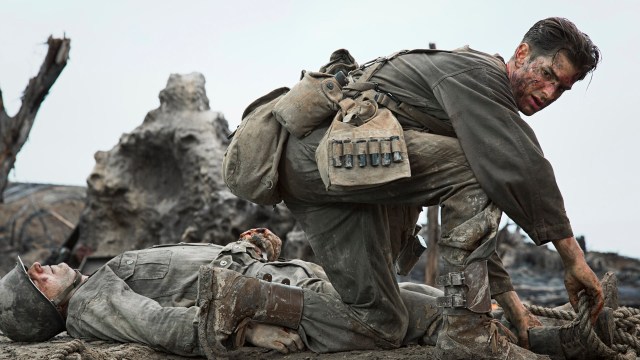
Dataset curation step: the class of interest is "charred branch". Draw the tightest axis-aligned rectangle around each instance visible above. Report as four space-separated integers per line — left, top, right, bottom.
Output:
0 36 70 202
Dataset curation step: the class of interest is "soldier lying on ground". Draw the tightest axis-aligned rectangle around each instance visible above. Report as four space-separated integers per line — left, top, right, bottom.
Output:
0 228 439 357
0 228 609 359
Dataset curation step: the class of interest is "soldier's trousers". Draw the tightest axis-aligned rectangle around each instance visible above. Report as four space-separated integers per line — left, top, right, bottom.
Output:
279 126 514 347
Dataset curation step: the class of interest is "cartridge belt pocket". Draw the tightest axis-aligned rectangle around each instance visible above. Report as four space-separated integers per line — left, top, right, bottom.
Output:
315 98 411 190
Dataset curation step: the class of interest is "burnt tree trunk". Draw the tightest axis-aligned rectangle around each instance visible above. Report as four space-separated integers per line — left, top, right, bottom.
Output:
0 36 70 202
424 205 440 285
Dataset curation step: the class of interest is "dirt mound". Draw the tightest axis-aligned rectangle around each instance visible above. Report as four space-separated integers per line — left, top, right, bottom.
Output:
0 182 85 276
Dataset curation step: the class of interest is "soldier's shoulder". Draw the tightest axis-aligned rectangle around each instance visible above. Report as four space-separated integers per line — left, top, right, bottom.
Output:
452 45 506 71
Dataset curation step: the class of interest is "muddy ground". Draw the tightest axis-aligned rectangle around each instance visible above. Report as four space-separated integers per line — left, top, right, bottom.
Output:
0 332 435 360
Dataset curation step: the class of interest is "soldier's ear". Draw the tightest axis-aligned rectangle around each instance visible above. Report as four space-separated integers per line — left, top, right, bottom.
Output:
513 43 530 68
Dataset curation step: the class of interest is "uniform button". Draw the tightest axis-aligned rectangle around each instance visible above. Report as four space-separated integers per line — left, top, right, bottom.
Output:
126 260 134 265
220 260 228 266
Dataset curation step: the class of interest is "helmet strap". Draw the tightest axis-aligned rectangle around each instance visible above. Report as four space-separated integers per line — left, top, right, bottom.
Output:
51 269 83 311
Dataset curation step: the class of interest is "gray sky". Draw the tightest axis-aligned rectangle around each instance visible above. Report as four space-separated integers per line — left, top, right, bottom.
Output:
2 0 639 257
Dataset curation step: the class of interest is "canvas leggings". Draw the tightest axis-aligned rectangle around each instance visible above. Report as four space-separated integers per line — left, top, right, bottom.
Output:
279 125 513 347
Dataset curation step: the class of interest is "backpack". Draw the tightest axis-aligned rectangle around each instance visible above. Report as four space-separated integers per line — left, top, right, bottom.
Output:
222 87 290 205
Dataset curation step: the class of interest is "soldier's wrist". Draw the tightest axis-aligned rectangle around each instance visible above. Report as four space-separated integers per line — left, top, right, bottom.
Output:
552 236 585 267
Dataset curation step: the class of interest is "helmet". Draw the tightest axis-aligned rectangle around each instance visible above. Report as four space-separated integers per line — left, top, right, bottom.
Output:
0 257 65 342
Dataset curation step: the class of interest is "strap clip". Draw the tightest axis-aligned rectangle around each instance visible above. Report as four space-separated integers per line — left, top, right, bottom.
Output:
436 294 467 308
436 271 465 286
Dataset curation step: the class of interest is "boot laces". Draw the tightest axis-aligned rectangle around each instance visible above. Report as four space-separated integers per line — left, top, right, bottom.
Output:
486 319 518 353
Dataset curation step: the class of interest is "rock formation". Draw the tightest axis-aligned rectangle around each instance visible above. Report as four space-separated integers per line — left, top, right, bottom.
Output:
74 72 296 260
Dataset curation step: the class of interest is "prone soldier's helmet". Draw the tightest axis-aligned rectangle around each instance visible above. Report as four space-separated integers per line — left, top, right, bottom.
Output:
0 257 65 341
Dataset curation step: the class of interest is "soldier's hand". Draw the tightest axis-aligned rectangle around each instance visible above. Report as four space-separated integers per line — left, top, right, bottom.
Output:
553 236 604 324
563 258 604 324
244 322 305 354
239 228 282 261
494 290 542 349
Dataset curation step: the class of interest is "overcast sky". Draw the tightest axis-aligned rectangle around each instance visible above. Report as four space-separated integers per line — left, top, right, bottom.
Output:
2 0 639 257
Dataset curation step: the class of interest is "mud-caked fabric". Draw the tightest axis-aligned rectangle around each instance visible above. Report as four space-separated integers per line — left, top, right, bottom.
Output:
67 265 202 356
283 126 514 274
387 204 423 266
212 240 437 352
398 282 443 346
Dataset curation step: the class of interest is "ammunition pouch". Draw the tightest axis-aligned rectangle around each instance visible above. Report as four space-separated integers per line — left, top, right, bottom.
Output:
273 70 345 139
315 98 411 190
436 260 492 313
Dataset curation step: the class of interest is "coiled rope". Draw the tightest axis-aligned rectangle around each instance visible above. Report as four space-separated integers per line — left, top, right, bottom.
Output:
526 292 639 359
47 339 85 360
46 339 163 360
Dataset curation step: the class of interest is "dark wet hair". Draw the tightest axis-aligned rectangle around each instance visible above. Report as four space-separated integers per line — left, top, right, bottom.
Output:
522 17 601 81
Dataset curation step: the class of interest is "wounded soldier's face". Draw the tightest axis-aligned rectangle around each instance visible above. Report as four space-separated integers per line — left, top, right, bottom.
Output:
27 262 78 301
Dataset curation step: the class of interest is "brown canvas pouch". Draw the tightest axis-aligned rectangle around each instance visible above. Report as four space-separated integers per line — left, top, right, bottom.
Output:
272 71 344 139
223 87 290 206
315 98 411 190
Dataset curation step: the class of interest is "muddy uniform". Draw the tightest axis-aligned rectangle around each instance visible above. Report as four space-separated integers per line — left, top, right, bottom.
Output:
65 243 441 356
279 47 572 346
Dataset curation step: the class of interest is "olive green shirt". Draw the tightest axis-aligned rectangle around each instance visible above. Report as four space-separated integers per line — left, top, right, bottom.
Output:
369 46 573 245
66 244 213 356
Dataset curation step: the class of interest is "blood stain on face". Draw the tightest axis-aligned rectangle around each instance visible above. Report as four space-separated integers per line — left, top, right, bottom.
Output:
510 48 580 116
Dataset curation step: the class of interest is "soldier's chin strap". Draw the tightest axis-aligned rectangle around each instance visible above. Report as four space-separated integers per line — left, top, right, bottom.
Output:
51 270 83 311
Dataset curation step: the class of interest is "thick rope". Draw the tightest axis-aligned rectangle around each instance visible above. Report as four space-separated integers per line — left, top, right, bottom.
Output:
570 294 621 359
47 339 85 360
526 293 639 359
526 304 576 321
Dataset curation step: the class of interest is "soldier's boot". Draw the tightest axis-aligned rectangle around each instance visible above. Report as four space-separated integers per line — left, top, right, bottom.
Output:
528 307 615 360
435 261 549 360
197 266 303 358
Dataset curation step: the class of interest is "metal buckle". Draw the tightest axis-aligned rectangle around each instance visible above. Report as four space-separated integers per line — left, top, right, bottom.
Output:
451 294 466 307
436 294 467 308
359 56 386 70
450 272 465 286
372 82 401 105
436 271 465 286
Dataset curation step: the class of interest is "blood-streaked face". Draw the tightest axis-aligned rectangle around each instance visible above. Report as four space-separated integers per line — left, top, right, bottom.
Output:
509 44 581 116
27 262 77 300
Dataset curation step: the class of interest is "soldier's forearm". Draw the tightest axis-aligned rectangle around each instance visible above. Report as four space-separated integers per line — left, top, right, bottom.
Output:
552 236 585 267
